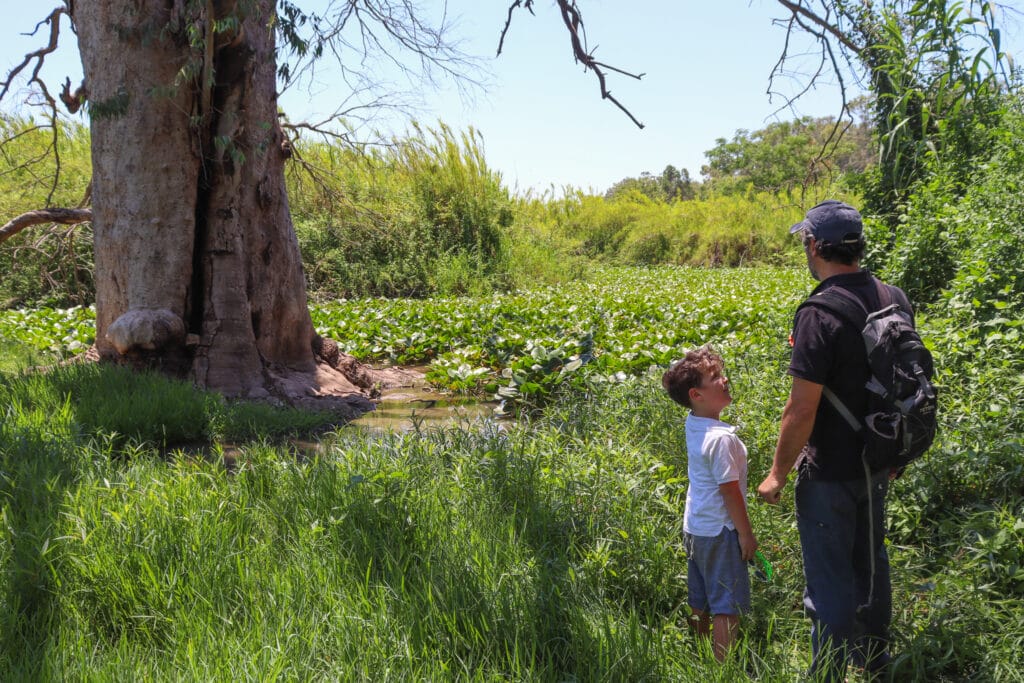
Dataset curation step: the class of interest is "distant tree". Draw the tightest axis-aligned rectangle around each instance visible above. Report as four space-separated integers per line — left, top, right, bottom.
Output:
604 172 658 202
701 113 873 193
830 97 875 178
605 165 695 203
659 165 695 201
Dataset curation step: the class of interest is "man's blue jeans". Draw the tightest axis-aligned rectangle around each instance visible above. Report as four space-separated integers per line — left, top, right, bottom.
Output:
795 467 891 681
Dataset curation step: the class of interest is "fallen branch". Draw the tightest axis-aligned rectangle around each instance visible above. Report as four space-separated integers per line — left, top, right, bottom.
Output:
0 207 92 244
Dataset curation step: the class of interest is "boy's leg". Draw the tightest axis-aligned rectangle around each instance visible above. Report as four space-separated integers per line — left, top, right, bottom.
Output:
688 528 751 661
684 532 712 642
712 614 740 662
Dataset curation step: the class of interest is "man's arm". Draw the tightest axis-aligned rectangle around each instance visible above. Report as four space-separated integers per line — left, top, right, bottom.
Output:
719 480 757 561
757 376 823 504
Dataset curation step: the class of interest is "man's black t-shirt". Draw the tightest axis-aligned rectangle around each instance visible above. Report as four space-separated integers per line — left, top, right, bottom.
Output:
788 270 914 481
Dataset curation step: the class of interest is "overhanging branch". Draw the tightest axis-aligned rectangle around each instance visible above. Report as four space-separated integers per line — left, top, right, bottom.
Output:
0 208 92 245
775 0 863 55
2 5 81 208
501 0 646 129
497 0 534 57
0 6 72 103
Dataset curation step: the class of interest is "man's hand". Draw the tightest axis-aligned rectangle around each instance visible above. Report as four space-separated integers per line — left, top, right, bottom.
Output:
759 377 821 505
738 530 758 562
757 474 786 505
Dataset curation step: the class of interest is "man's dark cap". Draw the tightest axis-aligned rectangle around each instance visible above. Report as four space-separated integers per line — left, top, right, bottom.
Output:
789 200 863 244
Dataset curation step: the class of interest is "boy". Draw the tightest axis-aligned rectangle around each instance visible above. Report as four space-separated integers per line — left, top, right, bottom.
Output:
663 346 758 661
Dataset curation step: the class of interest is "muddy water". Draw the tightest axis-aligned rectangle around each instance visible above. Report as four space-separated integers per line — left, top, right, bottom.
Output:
216 379 502 470
348 384 502 435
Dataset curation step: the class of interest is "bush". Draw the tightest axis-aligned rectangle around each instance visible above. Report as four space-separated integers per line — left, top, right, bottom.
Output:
291 123 514 298
621 230 672 265
0 116 93 307
879 98 1024 313
528 188 819 268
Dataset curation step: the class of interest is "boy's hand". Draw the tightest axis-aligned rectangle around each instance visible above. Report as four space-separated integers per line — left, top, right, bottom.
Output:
757 474 786 504
738 531 758 563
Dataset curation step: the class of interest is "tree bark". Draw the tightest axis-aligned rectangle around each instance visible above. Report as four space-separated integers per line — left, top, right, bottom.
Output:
72 0 373 411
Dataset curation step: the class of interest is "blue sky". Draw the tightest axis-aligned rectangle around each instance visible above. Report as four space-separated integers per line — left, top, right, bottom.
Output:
4 1 1021 194
281 0 869 193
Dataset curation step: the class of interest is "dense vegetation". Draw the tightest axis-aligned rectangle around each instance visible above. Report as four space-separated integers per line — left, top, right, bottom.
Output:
1 113 850 307
1 258 1021 679
699 112 874 195
2 12 1022 673
288 123 515 299
0 117 93 308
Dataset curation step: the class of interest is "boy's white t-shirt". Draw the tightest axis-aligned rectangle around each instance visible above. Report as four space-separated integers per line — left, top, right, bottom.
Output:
683 414 749 537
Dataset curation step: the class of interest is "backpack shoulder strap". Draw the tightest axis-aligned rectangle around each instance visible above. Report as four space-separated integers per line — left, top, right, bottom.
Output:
798 284 870 331
822 385 863 433
873 277 918 325
873 277 893 309
796 284 872 434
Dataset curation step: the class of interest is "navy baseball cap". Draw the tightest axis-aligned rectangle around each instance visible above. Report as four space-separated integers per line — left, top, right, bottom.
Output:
789 200 863 245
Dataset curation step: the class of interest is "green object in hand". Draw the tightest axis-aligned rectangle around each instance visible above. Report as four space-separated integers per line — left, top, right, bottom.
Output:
750 550 774 582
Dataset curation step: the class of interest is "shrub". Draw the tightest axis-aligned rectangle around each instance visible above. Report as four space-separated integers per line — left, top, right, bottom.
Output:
0 116 93 307
291 123 514 298
621 230 672 265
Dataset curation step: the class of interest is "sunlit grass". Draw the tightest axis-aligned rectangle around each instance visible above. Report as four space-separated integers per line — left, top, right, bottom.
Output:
0 266 1021 680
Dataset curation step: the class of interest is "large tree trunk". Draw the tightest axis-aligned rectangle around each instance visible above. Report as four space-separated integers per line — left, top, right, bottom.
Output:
72 0 375 411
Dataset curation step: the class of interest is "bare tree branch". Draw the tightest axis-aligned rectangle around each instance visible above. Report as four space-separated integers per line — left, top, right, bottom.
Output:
0 208 91 245
0 6 72 103
775 0 863 55
2 5 78 208
764 1 871 196
278 1 485 109
1 124 51 147
555 1 645 129
497 0 534 57
501 0 646 129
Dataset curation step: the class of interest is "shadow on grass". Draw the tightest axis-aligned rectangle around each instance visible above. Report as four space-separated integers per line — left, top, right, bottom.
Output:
0 360 346 675
322 426 581 677
0 387 78 676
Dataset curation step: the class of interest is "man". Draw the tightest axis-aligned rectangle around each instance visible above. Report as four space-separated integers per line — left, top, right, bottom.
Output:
757 200 913 681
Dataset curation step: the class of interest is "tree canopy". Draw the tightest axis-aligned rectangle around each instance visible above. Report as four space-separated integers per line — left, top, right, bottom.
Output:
701 110 874 194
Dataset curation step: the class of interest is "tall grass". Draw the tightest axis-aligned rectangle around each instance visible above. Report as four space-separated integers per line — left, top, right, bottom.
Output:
1 294 1020 680
289 122 514 299
0 360 800 680
512 187 847 269
0 361 340 447
2 114 832 308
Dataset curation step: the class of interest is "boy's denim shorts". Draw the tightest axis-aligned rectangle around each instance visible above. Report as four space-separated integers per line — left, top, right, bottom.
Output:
684 526 751 616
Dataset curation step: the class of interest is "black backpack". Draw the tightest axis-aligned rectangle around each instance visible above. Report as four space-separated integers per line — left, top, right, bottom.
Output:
800 278 938 471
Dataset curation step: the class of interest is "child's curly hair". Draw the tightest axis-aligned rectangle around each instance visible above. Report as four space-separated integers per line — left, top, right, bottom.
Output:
662 345 724 409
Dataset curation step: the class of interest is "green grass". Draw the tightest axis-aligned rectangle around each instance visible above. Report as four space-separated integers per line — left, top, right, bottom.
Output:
0 359 342 447
1 265 1021 681
0 372 799 680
